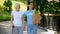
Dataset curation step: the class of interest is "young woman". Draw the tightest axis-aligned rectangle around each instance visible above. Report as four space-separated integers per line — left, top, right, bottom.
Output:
24 2 38 34
11 3 24 34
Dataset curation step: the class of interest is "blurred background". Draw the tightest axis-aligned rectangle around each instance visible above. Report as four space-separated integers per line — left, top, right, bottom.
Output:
0 0 27 21
0 0 60 34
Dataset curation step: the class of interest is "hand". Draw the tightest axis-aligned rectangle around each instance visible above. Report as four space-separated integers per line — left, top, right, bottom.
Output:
11 21 13 26
24 26 26 31
11 23 14 27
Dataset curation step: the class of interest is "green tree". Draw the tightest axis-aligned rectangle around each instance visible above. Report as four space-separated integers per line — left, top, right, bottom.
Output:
3 0 12 13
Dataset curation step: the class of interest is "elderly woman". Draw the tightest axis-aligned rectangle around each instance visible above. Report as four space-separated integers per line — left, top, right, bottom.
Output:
11 3 24 34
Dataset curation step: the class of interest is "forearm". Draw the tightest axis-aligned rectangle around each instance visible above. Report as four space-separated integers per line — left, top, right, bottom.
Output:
22 16 26 31
22 20 26 31
22 17 26 26
11 16 13 26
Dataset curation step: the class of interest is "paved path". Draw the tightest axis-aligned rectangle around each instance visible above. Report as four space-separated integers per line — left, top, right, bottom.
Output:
0 21 50 34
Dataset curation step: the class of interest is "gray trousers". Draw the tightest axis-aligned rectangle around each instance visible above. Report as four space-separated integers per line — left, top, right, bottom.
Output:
12 26 23 34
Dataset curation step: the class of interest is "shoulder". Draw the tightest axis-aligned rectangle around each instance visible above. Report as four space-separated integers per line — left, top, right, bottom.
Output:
20 10 24 13
20 10 23 12
25 10 28 12
32 9 35 12
24 10 28 13
31 10 35 13
11 10 15 13
20 10 25 14
11 10 15 15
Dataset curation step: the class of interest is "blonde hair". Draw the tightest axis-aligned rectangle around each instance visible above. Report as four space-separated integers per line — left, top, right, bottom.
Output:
14 3 20 8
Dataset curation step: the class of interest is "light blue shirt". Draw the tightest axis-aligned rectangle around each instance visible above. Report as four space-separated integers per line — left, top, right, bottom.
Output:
24 10 34 25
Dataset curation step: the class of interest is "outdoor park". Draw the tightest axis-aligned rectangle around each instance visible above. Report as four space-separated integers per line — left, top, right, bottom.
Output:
0 0 60 34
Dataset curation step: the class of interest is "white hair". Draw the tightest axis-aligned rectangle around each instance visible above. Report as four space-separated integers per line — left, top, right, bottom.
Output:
14 3 20 8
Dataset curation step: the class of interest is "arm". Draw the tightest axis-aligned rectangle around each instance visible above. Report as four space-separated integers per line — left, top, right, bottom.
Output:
11 15 14 27
22 15 26 31
22 11 27 26
11 15 14 34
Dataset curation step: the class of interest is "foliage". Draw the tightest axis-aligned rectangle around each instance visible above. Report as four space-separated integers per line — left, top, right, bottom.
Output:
3 0 12 13
14 0 27 4
33 0 60 14
0 6 10 21
44 1 60 14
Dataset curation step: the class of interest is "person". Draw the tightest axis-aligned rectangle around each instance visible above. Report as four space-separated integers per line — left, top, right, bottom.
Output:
24 2 38 34
11 3 24 34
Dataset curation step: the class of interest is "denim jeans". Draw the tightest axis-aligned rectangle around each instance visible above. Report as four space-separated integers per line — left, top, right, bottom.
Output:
27 24 38 34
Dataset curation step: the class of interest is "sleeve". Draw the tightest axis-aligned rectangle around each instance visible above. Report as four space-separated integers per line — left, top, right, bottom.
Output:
33 10 35 13
24 11 27 16
21 11 25 15
11 11 14 16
